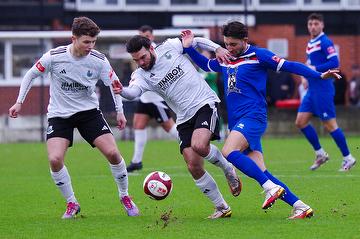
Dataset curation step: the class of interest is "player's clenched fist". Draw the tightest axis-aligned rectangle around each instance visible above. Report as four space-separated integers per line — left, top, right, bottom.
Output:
9 102 22 118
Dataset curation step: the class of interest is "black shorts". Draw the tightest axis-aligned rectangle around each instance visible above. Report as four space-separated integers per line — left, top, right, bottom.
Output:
46 108 112 147
177 103 220 154
135 101 172 123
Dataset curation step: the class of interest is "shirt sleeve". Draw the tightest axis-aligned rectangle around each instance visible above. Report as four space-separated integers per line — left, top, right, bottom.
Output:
256 48 285 72
100 57 119 86
16 51 51 103
183 46 221 72
256 48 322 79
129 70 152 93
192 37 221 52
99 57 124 113
315 39 339 72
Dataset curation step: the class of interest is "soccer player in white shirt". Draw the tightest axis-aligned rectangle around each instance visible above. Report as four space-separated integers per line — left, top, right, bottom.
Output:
8 17 139 219
113 35 242 219
127 25 178 173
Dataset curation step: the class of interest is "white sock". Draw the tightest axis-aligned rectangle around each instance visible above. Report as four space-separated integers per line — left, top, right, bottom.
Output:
293 200 308 209
261 180 278 191
204 144 233 173
315 148 326 156
132 129 147 164
110 159 129 198
194 171 228 208
344 154 354 161
50 166 77 203
168 124 179 139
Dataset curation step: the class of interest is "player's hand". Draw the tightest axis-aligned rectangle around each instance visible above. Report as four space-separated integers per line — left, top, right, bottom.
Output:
215 47 231 65
116 112 127 130
181 30 194 48
9 102 22 118
111 80 123 94
300 76 308 90
321 69 341 80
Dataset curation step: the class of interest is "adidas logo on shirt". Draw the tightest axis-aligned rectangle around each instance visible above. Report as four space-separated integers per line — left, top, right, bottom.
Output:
102 125 108 131
201 121 209 126
60 69 66 74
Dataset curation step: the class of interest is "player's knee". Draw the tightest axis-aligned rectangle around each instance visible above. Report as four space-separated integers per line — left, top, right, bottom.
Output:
48 154 64 170
191 142 209 157
104 148 121 163
323 124 337 132
221 147 231 158
295 118 305 128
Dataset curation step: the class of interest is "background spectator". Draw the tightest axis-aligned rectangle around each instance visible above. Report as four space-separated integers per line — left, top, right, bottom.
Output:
349 65 360 107
266 70 296 106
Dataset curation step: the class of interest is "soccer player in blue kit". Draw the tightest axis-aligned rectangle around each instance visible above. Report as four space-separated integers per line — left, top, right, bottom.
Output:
295 13 356 171
181 21 341 219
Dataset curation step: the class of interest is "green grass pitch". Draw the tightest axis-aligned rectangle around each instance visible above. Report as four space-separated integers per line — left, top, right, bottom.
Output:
0 137 359 239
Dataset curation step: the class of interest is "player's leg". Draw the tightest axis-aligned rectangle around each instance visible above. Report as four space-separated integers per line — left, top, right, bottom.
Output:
156 103 178 139
297 94 331 170
191 104 241 197
222 126 285 209
296 112 329 170
182 147 231 219
247 151 313 219
46 118 80 219
78 109 139 216
323 118 356 171
161 118 178 138
178 118 231 219
127 109 151 172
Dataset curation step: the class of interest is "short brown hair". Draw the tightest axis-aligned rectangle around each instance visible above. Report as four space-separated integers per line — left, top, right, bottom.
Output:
71 16 100 37
126 35 151 53
222 21 248 40
307 13 324 22
139 25 153 33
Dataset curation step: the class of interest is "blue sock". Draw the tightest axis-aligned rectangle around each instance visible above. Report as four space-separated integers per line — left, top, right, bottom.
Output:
301 124 321 150
227 151 269 186
330 128 350 157
264 170 298 206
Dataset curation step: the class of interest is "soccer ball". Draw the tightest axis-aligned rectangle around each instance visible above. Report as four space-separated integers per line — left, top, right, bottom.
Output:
143 171 173 200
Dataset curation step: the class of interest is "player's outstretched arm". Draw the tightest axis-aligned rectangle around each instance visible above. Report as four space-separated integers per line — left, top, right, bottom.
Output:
183 46 221 73
280 60 340 80
8 68 41 118
120 84 142 101
181 30 230 64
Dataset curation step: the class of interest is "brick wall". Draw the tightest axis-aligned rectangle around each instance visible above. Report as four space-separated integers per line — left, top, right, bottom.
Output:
0 86 49 116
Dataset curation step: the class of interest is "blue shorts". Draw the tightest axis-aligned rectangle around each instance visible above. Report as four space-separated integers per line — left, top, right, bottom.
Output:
298 91 336 121
230 116 267 154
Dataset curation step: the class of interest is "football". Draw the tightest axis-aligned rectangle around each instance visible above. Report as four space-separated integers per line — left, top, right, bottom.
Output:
143 171 173 200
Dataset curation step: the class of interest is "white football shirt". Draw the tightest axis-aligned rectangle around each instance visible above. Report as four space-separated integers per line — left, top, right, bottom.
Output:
130 38 220 124
17 45 121 118
139 41 166 104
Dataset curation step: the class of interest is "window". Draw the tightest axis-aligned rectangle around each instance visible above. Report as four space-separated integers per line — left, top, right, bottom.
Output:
126 0 159 4
304 0 339 3
260 0 295 3
171 0 198 4
12 42 43 78
215 0 246 4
